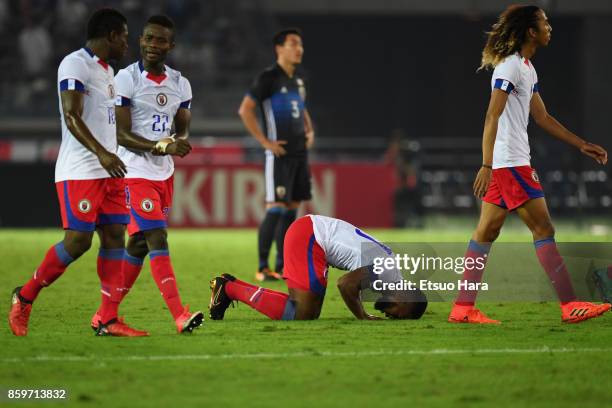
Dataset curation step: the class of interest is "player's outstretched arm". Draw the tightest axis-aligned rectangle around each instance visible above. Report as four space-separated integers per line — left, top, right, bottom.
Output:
304 109 315 149
474 89 509 198
337 268 382 320
530 93 608 164
238 95 287 157
61 90 126 178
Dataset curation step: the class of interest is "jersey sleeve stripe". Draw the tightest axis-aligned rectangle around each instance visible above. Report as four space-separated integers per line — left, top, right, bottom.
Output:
115 96 131 107
493 78 515 94
59 78 85 93
179 100 191 109
533 82 539 93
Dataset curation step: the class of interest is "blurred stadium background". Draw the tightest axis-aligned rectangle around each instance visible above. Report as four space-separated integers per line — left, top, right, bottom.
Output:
1 0 611 230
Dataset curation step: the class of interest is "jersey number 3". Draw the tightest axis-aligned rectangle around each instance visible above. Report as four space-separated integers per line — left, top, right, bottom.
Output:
290 100 300 119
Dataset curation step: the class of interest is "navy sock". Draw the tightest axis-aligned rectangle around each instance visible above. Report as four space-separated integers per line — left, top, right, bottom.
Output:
274 208 297 272
258 207 283 271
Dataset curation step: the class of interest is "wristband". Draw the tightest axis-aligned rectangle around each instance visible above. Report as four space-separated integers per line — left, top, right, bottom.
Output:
153 136 175 154
482 164 493 169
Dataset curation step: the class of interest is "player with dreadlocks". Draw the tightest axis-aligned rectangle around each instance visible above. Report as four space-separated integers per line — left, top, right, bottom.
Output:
448 5 610 324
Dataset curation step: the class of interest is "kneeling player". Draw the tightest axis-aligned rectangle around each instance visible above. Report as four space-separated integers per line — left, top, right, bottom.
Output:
209 215 427 321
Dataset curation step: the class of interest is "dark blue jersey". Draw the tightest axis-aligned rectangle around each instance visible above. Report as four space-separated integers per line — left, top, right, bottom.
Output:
248 63 308 157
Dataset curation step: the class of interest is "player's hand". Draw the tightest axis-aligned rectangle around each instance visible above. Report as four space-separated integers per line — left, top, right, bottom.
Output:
473 166 492 198
305 130 315 149
264 140 287 157
97 150 127 178
580 142 608 165
151 137 176 156
165 139 192 158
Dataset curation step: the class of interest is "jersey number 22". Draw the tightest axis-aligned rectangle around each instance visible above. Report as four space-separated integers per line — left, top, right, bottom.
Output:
152 114 169 132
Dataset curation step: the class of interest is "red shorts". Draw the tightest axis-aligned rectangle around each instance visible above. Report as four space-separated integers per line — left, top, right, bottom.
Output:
56 178 129 232
126 176 174 236
283 216 328 297
482 166 544 211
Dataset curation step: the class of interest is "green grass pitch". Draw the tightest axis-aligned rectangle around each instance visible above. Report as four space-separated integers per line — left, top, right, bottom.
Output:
1 226 612 407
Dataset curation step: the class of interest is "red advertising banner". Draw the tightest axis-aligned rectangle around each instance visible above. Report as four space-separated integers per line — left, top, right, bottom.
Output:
169 162 397 228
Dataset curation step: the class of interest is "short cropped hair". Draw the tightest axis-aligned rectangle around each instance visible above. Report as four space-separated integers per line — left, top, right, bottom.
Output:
146 15 175 32
87 8 127 40
273 28 302 48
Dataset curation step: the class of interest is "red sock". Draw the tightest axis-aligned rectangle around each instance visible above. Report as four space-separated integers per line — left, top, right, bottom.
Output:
454 240 490 306
225 278 292 320
97 248 124 324
534 238 577 304
20 242 74 302
120 252 144 302
150 250 183 320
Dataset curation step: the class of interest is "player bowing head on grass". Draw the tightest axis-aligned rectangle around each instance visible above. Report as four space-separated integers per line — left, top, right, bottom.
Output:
449 5 610 325
8 9 151 337
89 15 203 335
238 28 315 282
209 215 427 321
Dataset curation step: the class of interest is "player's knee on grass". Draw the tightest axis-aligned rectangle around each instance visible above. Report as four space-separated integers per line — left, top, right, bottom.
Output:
294 305 321 320
289 288 324 320
127 232 149 258
144 228 168 251
63 230 94 259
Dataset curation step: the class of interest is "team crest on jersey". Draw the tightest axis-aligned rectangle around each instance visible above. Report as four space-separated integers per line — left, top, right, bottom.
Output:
156 93 168 106
276 186 286 199
78 199 91 213
531 170 540 183
141 199 154 213
108 84 115 98
280 87 288 94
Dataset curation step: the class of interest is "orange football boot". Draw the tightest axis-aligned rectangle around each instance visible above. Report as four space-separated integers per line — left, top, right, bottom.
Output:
9 287 32 336
255 267 282 282
96 318 149 337
175 306 204 333
448 304 501 324
561 301 611 323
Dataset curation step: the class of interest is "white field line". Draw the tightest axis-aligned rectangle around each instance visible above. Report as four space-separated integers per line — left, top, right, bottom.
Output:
2 347 611 364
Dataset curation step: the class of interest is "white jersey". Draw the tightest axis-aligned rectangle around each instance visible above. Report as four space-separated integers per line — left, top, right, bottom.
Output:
491 52 539 169
55 48 117 182
309 215 402 283
115 61 192 181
